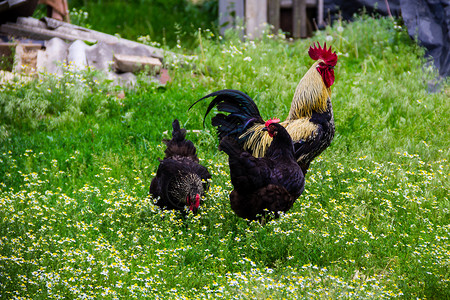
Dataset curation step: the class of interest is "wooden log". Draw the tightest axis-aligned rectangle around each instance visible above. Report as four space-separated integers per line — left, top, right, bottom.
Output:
1 18 96 43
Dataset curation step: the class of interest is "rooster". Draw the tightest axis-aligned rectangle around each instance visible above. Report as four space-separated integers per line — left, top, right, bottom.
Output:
190 42 337 174
219 118 305 220
149 119 211 213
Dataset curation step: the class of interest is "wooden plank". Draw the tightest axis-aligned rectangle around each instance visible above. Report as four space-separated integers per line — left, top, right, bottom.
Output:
0 17 166 60
1 22 85 42
281 0 316 7
300 0 307 38
0 42 17 56
268 0 281 33
246 0 267 39
218 0 245 36
317 0 324 27
0 0 29 13
13 43 42 74
0 42 17 71
293 0 307 38
113 54 162 74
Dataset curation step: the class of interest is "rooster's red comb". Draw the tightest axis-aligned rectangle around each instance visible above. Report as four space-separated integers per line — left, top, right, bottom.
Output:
265 118 280 127
308 42 338 66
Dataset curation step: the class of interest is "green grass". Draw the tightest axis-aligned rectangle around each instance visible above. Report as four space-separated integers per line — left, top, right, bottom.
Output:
1 14 449 299
39 0 219 48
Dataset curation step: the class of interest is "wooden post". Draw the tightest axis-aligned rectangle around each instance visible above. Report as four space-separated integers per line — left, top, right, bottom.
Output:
219 0 245 36
246 0 268 39
268 0 281 33
317 0 324 27
293 0 307 38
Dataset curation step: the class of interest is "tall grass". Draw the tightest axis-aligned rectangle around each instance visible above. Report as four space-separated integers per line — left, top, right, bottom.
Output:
60 0 218 48
1 14 449 299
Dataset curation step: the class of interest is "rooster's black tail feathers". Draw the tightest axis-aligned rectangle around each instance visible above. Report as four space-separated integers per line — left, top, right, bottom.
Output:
190 89 264 141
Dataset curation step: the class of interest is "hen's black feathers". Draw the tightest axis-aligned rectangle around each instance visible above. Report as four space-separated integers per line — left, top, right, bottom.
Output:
230 185 293 221
220 123 305 220
162 119 199 162
149 119 211 212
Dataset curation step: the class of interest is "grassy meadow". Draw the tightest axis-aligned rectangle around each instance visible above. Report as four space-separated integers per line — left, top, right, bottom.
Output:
1 12 449 300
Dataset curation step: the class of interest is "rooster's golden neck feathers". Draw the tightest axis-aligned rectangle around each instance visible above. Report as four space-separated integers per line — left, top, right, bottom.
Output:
287 60 331 120
287 42 337 120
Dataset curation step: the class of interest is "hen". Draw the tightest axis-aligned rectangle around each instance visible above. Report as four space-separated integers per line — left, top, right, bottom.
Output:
219 118 305 220
190 42 337 174
149 119 211 213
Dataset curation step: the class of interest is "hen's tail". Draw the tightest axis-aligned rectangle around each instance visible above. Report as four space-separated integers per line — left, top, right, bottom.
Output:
170 118 186 142
163 119 198 161
189 89 265 142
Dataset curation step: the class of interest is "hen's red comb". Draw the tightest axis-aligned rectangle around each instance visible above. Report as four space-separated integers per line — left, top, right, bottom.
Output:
265 118 280 127
308 42 338 66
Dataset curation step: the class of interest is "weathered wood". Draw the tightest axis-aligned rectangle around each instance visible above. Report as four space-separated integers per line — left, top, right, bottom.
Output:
268 0 281 33
1 18 96 42
218 0 245 36
113 54 162 74
0 42 17 71
282 0 316 6
0 17 176 87
246 0 267 39
0 17 166 60
317 0 324 27
0 0 29 13
276 0 320 37
13 43 42 74
0 42 16 57
293 0 307 38
0 42 42 73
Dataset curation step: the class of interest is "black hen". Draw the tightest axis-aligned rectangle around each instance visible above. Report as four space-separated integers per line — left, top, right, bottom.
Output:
149 119 211 213
219 119 305 220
